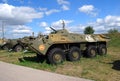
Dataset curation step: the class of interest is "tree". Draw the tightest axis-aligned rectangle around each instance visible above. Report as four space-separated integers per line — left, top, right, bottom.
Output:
108 28 119 34
84 26 95 34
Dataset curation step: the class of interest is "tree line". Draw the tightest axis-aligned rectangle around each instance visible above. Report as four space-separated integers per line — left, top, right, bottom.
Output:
84 26 119 34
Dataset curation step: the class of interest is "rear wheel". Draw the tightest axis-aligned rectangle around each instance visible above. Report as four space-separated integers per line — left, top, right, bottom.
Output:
98 44 107 55
67 47 81 61
48 48 65 65
2 44 9 51
14 45 23 52
86 46 97 58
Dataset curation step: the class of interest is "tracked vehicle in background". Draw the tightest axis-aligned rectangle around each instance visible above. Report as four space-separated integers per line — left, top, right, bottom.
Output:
23 21 110 64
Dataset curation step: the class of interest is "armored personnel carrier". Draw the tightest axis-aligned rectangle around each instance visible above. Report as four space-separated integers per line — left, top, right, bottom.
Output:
0 39 6 49
1 39 23 52
22 22 110 64
1 36 35 52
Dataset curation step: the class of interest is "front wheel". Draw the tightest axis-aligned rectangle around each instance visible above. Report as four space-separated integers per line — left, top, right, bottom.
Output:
47 48 65 65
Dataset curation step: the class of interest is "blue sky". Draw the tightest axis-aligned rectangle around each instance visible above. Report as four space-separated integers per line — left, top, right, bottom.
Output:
0 0 120 38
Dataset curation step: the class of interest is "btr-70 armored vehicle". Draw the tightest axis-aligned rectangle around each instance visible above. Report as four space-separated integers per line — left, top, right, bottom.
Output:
1 36 35 52
23 22 110 64
1 39 23 52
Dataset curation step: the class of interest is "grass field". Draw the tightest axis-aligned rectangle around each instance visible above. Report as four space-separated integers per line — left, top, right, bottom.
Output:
0 33 120 81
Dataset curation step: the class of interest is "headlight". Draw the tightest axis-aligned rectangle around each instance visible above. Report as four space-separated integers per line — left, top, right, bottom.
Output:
39 45 45 51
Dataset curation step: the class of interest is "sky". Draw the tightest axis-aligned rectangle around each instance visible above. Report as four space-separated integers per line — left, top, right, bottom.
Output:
0 0 120 39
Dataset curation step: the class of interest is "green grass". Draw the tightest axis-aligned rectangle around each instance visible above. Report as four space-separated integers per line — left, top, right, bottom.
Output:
108 33 120 47
0 33 120 81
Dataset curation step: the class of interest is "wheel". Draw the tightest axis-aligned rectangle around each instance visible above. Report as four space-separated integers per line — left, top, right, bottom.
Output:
87 46 97 58
2 44 9 50
98 44 107 55
14 45 23 52
47 48 65 65
67 47 81 61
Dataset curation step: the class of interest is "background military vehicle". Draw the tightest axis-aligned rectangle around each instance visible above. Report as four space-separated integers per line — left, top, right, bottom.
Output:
0 36 35 52
17 36 36 50
1 36 35 52
22 22 110 64
0 39 6 49
1 39 23 52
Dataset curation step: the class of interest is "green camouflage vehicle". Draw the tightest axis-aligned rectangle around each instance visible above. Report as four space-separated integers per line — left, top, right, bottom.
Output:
1 39 24 52
17 36 36 50
1 36 35 52
0 39 6 49
21 23 110 64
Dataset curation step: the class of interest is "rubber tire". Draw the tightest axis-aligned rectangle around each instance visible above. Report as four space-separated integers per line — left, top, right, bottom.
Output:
14 45 23 52
68 47 81 61
87 46 97 58
98 44 107 55
47 48 65 65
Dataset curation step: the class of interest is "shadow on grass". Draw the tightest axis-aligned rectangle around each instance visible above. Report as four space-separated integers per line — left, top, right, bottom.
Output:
112 60 120 71
18 55 47 63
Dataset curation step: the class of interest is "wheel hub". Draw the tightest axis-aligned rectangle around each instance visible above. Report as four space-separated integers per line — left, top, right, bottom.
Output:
72 52 79 58
91 49 96 56
54 54 62 62
102 48 106 54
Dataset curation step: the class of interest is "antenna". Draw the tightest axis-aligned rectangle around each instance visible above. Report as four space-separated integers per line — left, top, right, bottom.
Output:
62 20 65 29
32 32 34 37
1 21 5 40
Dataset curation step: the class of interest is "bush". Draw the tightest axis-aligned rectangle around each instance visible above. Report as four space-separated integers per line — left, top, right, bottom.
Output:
84 26 95 34
108 28 119 34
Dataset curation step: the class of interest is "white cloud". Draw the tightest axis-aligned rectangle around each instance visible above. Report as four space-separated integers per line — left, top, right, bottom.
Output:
39 20 73 34
10 25 33 38
39 22 48 27
51 20 73 29
57 0 70 11
50 15 120 34
0 3 44 38
39 7 47 11
12 25 32 34
86 15 120 33
0 25 33 39
39 7 61 15
61 5 69 10
79 5 98 16
39 15 120 35
45 9 60 15
57 0 70 5
0 3 44 25
79 5 94 13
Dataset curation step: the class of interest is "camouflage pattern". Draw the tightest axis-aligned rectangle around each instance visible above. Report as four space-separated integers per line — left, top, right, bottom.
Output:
0 39 5 49
17 21 110 64
1 39 18 50
24 28 110 55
